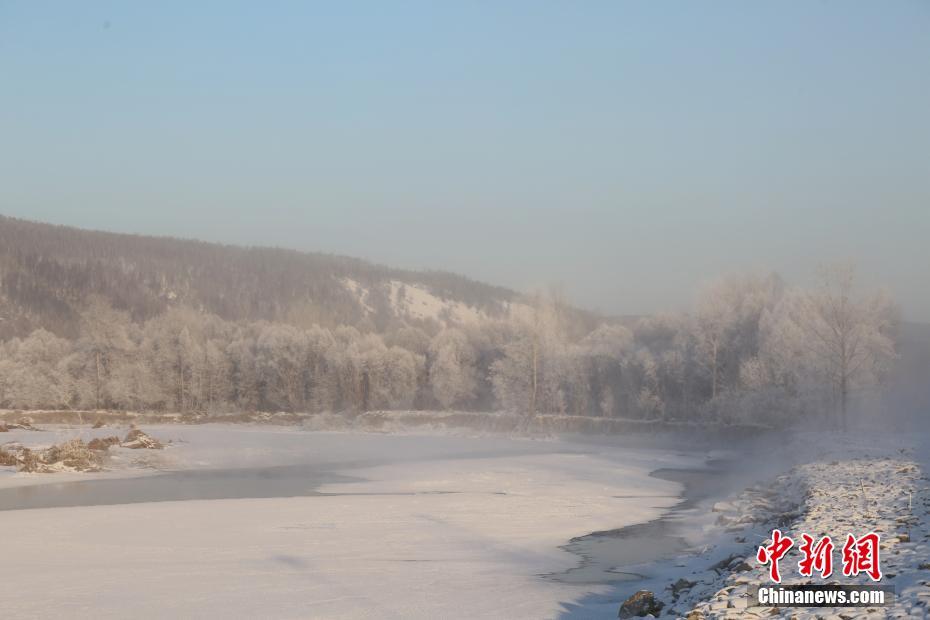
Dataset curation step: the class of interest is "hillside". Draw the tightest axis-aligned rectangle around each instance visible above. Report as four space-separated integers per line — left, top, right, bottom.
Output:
0 215 522 340
0 216 909 425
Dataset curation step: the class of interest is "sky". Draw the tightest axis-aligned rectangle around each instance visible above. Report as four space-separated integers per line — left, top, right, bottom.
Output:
2 1 929 320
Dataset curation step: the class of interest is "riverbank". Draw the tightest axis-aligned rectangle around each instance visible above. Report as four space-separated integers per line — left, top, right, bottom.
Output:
606 431 930 620
681 435 929 619
0 408 771 439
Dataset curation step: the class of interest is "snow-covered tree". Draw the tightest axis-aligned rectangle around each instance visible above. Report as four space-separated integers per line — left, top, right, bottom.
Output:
0 330 71 409
581 324 634 416
759 264 897 429
694 273 784 400
490 291 574 415
256 323 310 411
74 297 133 409
428 328 478 409
366 346 422 410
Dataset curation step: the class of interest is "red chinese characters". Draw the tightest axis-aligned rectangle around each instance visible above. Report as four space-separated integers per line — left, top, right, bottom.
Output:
756 529 794 583
798 534 834 578
756 529 883 583
842 532 882 581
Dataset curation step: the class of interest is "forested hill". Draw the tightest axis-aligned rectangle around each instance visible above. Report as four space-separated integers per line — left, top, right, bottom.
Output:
0 215 902 426
0 215 519 340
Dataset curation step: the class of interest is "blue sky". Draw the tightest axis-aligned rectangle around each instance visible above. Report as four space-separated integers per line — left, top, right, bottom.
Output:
2 1 928 319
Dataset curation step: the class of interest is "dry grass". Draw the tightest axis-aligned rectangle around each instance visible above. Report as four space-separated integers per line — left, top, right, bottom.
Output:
8 439 104 473
19 448 40 473
42 439 103 471
0 447 17 466
87 436 120 451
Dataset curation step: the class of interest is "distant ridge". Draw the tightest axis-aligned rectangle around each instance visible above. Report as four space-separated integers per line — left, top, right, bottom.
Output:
0 215 522 339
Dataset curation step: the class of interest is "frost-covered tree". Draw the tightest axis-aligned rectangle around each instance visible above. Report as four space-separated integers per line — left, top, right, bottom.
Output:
490 291 573 416
760 264 897 429
256 323 310 411
0 262 899 428
490 323 537 414
0 330 71 409
366 346 422 410
304 325 337 412
141 308 205 412
581 324 634 416
75 298 133 409
428 328 478 409
226 322 263 411
694 273 784 401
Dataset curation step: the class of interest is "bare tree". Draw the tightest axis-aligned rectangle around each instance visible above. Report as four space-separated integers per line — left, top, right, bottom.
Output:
765 264 897 429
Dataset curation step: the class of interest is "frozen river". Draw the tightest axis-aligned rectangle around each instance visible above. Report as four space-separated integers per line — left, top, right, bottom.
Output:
0 425 731 619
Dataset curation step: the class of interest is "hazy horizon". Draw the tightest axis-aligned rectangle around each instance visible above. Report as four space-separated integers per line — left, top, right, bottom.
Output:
2 2 928 320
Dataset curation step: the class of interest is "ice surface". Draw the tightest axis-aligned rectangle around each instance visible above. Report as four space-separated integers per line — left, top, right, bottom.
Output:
0 425 698 619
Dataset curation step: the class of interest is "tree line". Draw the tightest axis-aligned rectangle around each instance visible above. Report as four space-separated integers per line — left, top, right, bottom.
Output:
0 263 896 428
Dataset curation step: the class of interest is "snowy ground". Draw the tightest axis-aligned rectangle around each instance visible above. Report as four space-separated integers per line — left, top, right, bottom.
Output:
0 424 702 619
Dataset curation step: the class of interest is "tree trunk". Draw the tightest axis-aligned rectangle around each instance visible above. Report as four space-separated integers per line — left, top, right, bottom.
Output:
529 333 538 417
94 350 101 410
840 373 848 432
178 351 184 412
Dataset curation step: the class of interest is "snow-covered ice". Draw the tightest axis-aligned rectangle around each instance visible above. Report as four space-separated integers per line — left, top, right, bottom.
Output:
0 425 699 619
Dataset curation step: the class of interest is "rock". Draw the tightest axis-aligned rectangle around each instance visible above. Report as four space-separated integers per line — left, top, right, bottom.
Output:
729 597 749 610
685 611 704 620
918 562 930 570
618 590 664 618
710 554 740 572
92 420 106 429
669 578 696 597
121 429 164 450
87 436 120 451
727 556 747 570
732 560 753 572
